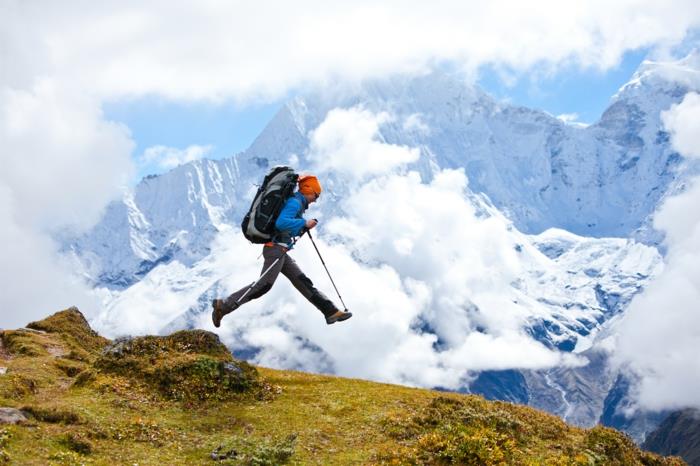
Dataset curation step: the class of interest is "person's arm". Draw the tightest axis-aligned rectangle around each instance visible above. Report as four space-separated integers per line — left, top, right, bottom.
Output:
275 197 306 236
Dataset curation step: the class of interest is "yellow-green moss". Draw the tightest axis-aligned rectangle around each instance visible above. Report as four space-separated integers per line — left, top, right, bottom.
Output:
53 358 86 378
55 432 92 455
21 406 82 424
376 396 684 465
0 428 10 464
0 373 38 400
0 330 48 357
0 310 687 465
26 307 108 354
93 331 261 402
212 433 297 465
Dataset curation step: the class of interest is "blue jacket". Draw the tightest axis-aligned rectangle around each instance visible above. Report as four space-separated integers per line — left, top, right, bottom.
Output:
273 192 308 248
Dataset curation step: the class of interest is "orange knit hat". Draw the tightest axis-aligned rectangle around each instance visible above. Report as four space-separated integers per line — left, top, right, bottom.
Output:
298 175 322 196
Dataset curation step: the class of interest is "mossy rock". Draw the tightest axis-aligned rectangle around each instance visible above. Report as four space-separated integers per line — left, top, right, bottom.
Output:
94 330 260 402
26 307 108 354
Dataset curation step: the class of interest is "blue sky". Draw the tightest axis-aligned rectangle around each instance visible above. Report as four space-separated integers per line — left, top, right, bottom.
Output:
104 49 649 182
478 49 650 122
104 98 282 180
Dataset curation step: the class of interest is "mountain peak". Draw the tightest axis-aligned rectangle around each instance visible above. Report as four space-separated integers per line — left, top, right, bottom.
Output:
615 51 700 100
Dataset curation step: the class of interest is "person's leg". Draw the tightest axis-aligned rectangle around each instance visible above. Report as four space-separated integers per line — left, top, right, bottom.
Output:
281 254 338 319
217 246 286 320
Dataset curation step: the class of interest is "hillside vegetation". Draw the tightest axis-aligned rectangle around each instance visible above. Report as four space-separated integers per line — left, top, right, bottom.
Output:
0 308 685 465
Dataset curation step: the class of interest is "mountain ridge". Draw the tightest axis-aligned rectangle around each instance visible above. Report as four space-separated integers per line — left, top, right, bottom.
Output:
68 55 700 292
60 55 700 446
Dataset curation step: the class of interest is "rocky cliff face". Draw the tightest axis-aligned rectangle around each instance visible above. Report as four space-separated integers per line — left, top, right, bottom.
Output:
644 409 700 466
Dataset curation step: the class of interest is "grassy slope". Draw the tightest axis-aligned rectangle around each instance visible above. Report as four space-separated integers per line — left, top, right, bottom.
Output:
0 309 686 465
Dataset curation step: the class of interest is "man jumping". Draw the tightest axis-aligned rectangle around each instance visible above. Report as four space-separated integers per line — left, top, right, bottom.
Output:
212 174 352 327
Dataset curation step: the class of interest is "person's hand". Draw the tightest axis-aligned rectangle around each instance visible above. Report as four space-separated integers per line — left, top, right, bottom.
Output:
305 219 318 230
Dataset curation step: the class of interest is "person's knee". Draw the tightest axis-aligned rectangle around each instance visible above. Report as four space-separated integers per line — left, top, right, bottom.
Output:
249 283 273 299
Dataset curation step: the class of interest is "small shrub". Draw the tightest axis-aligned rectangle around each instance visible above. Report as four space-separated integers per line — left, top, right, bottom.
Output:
411 424 516 465
21 406 81 424
584 425 640 465
0 429 9 448
167 330 232 357
213 433 297 465
0 374 38 399
65 348 91 362
89 419 177 446
0 331 47 357
56 433 92 455
154 357 257 401
72 370 96 388
54 358 85 377
247 434 297 466
0 429 10 464
47 450 88 464
376 395 682 465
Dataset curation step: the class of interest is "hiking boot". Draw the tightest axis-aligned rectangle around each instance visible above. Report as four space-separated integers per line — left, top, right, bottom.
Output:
212 299 227 328
326 309 352 325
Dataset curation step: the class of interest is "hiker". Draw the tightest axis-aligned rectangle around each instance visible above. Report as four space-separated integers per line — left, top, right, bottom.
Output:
212 174 352 327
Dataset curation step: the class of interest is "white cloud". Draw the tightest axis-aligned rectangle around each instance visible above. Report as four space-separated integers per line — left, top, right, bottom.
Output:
403 113 431 135
307 107 419 179
4 1 700 102
556 113 577 122
556 112 587 125
556 113 590 128
235 167 582 388
614 92 700 411
0 80 134 328
661 92 700 159
0 185 102 329
1 81 134 231
141 144 213 171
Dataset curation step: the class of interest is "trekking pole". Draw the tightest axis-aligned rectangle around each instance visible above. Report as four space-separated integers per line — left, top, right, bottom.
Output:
234 233 306 306
306 230 349 312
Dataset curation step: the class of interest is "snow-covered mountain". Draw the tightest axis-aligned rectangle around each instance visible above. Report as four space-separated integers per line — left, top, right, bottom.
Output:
65 54 700 442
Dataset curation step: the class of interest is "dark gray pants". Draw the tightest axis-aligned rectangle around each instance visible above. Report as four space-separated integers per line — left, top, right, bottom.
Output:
223 245 336 317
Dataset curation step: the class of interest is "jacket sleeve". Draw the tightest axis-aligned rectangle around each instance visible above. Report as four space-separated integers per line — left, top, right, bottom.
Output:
275 197 306 236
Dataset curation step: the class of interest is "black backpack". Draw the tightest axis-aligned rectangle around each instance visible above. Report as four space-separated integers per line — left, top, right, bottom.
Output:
241 166 299 243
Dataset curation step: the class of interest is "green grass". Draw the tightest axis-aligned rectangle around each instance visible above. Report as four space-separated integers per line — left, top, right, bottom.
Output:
0 308 687 465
